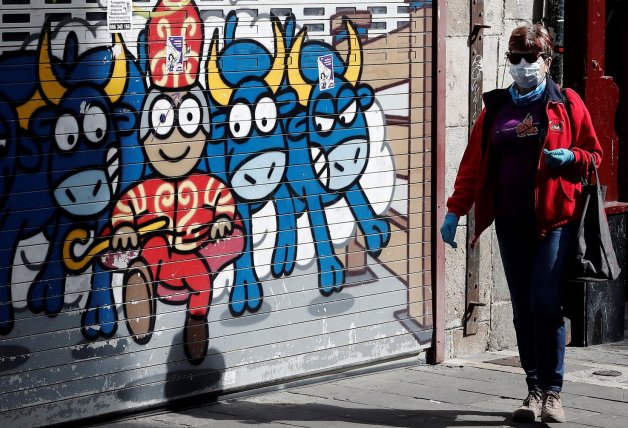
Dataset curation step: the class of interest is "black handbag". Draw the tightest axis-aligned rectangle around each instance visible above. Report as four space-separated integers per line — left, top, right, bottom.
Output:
570 157 621 282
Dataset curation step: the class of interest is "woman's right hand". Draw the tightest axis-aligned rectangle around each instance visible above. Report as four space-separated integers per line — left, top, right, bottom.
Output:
544 148 575 168
440 212 460 248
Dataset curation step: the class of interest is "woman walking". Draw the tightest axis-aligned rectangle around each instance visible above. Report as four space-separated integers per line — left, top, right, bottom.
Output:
440 24 602 423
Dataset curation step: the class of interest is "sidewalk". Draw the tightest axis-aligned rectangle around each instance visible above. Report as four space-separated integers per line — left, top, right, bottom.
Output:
100 338 628 428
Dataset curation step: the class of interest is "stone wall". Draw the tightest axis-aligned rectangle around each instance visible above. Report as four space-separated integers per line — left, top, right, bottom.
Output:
443 0 544 358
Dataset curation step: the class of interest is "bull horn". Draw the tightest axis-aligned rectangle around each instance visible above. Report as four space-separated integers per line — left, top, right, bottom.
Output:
287 29 311 107
343 19 362 86
103 34 128 105
264 18 285 94
206 29 232 107
38 27 66 105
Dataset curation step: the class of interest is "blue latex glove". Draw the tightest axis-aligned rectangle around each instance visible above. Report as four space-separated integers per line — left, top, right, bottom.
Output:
440 212 460 248
544 148 575 168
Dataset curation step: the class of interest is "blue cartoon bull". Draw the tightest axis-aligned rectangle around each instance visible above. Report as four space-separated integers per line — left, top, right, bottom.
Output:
285 18 391 294
0 23 137 335
205 12 298 316
0 45 60 334
0 52 43 212
78 31 147 340
0 98 19 212
0 90 44 334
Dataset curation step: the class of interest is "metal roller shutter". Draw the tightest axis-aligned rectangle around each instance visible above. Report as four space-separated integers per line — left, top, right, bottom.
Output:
0 0 435 425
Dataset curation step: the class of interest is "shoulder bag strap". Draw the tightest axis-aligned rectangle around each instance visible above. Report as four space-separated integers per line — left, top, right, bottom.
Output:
561 88 571 118
562 88 595 185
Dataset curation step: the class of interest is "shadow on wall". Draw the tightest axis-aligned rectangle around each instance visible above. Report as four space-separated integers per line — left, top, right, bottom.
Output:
117 330 225 403
0 345 30 372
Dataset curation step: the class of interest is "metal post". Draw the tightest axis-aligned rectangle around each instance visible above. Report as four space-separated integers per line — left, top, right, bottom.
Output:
432 0 447 364
464 0 489 336
545 0 565 86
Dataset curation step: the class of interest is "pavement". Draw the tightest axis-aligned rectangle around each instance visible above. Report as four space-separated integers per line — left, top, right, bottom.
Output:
93 337 628 428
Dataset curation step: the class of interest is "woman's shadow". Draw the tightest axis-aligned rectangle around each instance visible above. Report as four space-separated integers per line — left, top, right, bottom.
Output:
117 329 225 403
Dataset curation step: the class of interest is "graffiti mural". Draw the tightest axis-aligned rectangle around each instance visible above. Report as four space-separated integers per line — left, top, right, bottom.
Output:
205 11 300 317
0 21 141 336
285 18 391 294
0 0 434 425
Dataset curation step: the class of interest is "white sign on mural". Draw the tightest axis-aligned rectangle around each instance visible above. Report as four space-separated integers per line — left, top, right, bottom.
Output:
318 54 335 91
166 36 185 73
107 0 133 33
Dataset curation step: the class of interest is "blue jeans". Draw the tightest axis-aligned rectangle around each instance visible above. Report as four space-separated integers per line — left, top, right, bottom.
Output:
495 219 576 393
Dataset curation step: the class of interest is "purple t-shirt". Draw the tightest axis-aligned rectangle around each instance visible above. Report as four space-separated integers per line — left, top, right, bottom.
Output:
491 99 545 222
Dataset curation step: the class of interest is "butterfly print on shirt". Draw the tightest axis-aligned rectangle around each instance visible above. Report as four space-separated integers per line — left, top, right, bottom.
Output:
516 112 538 137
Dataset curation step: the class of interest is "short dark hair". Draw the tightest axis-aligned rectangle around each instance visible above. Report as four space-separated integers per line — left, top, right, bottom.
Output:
508 24 554 57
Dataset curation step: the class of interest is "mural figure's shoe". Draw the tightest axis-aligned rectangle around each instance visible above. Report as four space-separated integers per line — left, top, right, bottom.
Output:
29 276 64 315
272 225 297 278
229 270 263 316
81 302 118 339
123 260 155 344
362 218 391 255
318 255 345 295
184 315 208 364
81 271 118 339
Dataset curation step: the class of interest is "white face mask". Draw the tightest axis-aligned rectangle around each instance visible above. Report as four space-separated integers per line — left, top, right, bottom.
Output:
509 58 546 89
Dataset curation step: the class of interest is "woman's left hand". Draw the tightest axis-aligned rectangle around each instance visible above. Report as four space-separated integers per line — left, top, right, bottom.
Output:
544 148 575 168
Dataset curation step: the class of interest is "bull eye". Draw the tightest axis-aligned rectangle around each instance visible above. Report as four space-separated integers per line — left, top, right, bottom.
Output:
83 105 107 144
338 101 357 126
229 103 252 139
314 116 334 134
254 97 277 134
55 114 79 151
179 97 201 136
150 96 175 136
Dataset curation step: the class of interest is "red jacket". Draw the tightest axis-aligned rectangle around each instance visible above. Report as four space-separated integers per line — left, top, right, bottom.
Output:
446 79 603 244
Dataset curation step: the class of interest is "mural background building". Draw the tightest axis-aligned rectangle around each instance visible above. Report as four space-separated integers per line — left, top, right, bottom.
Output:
0 0 434 425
